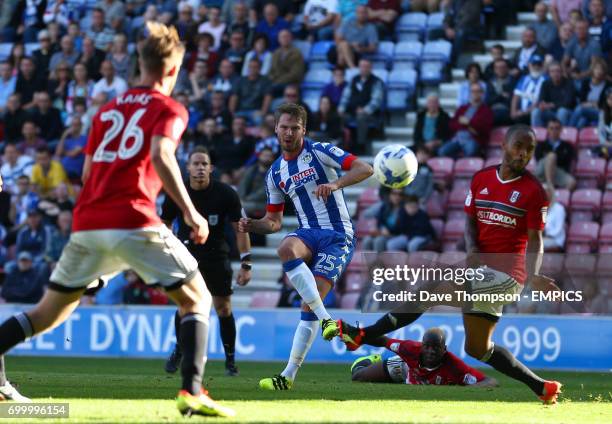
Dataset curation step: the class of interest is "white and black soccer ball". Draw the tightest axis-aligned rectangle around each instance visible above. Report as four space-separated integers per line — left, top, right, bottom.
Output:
373 144 419 189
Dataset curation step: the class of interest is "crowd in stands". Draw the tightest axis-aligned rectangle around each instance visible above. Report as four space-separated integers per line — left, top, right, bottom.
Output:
0 0 610 313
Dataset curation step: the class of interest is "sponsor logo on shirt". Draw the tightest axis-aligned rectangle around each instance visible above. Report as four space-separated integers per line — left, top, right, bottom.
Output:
288 167 318 189
477 210 517 227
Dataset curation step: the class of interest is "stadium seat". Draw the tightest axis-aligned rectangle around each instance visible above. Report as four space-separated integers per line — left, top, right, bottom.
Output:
309 41 334 66
396 13 427 41
380 251 409 268
564 253 597 275
602 191 612 222
386 69 417 111
560 127 578 145
570 189 602 223
366 41 394 69
302 89 322 112
293 40 311 62
540 253 565 276
419 61 445 85
578 127 599 148
393 41 423 67
24 42 39 56
441 219 465 251
387 89 411 111
407 251 439 267
340 292 360 309
355 218 377 238
301 69 332 90
454 157 484 180
489 126 509 146
250 291 281 308
347 252 371 273
425 12 445 39
357 187 379 212
431 218 444 239
343 272 365 293
533 127 547 142
484 157 501 168
554 188 570 209
422 40 452 62
0 43 11 60
388 68 417 89
427 157 454 186
575 156 606 188
599 222 612 252
371 68 389 83
425 190 448 218
438 251 466 267
447 185 469 212
566 221 600 253
345 67 359 83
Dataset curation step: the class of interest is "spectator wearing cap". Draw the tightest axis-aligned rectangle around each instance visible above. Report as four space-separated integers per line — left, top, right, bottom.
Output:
78 37 106 81
255 3 290 51
338 58 384 155
511 54 546 125
28 91 64 143
1 251 47 304
570 59 610 128
302 0 338 41
50 35 80 73
551 0 584 26
32 30 55 80
268 30 305 97
31 147 74 200
198 6 226 51
485 58 516 126
413 94 451 154
0 61 16 113
230 58 273 125
563 19 603 83
15 57 47 109
439 82 493 158
16 208 50 264
511 27 546 77
85 8 116 51
223 30 248 72
242 34 272 77
531 2 558 51
92 60 127 101
534 118 576 190
531 61 575 127
330 5 378 69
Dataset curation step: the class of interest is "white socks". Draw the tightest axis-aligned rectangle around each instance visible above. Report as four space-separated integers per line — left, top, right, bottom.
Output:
283 260 331 321
281 318 318 381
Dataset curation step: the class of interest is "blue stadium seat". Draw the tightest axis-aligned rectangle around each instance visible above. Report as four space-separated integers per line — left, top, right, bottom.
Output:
371 68 389 84
426 12 445 39
386 68 417 111
0 43 12 61
345 67 359 83
310 41 334 62
422 40 452 62
303 89 322 112
301 69 332 90
293 40 312 62
365 41 394 69
395 13 427 41
386 89 410 111
25 42 40 56
419 61 446 85
393 41 423 67
388 68 417 89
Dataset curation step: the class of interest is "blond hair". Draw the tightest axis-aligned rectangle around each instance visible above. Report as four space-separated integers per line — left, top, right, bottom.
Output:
139 22 185 77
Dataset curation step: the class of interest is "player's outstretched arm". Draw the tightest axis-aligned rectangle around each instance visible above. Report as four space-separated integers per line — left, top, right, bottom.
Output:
238 210 283 235
472 377 499 388
314 159 373 202
151 135 209 244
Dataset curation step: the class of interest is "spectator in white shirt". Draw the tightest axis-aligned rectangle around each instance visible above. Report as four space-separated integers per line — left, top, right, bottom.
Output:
1 144 34 195
92 60 127 101
198 6 226 51
303 0 338 41
542 185 566 251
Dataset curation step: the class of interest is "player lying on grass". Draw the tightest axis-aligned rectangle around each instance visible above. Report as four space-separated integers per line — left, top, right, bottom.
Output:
350 327 498 387
338 125 563 404
238 103 373 390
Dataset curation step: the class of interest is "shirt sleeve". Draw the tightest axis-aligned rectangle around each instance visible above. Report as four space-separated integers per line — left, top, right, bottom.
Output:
152 106 187 145
463 174 477 217
265 168 285 212
446 352 486 385
311 142 357 170
527 182 549 230
386 338 420 361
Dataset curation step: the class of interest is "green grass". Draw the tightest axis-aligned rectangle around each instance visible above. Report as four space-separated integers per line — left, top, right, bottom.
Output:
4 356 612 423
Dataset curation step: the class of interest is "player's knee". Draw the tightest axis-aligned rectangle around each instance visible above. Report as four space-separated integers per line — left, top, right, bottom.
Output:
277 244 298 262
215 303 232 317
464 342 487 360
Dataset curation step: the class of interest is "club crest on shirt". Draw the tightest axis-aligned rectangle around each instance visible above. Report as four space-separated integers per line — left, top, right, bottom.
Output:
208 214 218 226
509 190 520 203
302 153 313 164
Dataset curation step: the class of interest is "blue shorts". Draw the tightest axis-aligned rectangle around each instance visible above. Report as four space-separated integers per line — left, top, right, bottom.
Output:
285 228 354 285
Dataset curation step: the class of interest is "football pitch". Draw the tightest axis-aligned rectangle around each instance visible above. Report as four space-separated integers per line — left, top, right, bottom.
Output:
5 356 611 423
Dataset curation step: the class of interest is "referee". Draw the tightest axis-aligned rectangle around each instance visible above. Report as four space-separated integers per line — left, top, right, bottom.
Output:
162 146 252 376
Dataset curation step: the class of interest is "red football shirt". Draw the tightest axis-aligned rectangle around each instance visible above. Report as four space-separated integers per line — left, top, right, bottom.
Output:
73 88 188 232
464 166 549 283
386 339 485 385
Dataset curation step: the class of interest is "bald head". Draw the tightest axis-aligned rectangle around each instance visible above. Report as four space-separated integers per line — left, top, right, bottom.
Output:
423 328 446 347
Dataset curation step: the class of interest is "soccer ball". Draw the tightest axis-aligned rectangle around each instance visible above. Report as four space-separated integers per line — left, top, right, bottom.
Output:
373 145 419 189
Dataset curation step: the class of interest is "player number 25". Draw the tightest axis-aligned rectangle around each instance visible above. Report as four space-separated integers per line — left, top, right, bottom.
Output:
93 108 146 162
